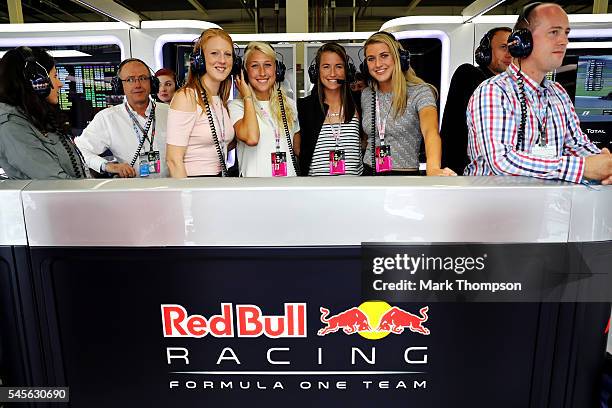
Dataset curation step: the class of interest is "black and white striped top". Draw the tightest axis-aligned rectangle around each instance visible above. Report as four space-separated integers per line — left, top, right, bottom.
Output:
308 116 363 176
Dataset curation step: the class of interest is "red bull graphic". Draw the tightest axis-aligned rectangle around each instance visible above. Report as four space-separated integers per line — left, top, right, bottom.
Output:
317 302 430 338
376 306 430 335
317 307 372 336
161 303 306 338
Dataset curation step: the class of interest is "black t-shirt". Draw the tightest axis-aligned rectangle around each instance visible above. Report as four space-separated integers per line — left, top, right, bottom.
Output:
440 64 494 175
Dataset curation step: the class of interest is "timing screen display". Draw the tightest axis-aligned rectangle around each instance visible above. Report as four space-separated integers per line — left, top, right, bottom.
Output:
575 55 612 122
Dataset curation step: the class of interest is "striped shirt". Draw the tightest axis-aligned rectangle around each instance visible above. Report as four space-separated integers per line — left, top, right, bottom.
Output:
308 116 363 176
465 63 600 183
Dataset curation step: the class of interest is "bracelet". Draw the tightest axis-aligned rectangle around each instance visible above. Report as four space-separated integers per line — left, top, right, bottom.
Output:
243 95 253 100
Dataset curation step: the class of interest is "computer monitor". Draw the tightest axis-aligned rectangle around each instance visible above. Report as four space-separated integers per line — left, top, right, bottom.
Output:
553 47 612 150
56 63 122 135
574 55 612 122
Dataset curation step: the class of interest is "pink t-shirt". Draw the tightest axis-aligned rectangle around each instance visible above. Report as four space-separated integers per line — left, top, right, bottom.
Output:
167 95 235 176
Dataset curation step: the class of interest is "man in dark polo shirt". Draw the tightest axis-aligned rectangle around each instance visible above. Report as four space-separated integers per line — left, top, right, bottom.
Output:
440 27 512 175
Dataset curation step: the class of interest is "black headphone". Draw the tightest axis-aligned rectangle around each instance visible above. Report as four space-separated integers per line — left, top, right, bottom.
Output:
359 32 410 83
18 47 53 98
111 58 160 96
189 33 242 78
242 43 286 84
507 2 542 59
307 43 357 84
475 29 496 67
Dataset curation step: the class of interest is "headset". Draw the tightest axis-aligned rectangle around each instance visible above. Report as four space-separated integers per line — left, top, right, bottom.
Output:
307 43 357 84
239 43 298 175
359 31 410 83
506 2 544 150
189 33 242 78
475 29 496 67
17 46 53 98
242 43 286 84
507 2 542 59
111 58 160 96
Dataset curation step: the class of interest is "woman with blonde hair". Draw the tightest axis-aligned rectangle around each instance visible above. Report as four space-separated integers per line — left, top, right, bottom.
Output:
361 31 455 176
166 28 238 177
228 41 300 177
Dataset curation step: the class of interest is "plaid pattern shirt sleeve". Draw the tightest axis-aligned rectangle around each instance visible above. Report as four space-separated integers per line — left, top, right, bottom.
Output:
466 76 595 183
552 82 600 158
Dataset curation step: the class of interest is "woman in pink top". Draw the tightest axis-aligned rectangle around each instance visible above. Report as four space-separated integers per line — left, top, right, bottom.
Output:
166 28 236 177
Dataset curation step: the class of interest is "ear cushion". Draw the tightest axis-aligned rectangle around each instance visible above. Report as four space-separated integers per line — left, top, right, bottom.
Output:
307 59 318 84
398 48 410 72
346 59 357 83
359 59 371 83
231 54 242 77
111 75 124 95
276 60 286 83
20 48 52 97
150 75 160 95
475 31 493 67
508 28 533 58
189 49 206 76
27 71 52 97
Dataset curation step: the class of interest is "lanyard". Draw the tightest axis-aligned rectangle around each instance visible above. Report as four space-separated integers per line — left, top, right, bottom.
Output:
258 104 281 152
209 98 227 157
125 102 156 152
375 91 389 145
534 90 550 147
326 108 343 148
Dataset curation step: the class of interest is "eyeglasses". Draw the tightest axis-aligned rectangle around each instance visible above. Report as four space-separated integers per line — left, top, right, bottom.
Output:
120 76 151 84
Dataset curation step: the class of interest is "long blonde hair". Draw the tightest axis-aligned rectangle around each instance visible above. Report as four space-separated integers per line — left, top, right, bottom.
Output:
364 32 438 118
182 28 234 110
243 41 295 130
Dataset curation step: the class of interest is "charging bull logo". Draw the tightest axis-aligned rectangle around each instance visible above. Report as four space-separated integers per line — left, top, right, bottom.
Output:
317 307 372 336
317 301 430 339
376 306 430 335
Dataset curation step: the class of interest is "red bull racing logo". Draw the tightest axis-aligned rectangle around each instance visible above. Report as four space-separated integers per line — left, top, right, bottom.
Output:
317 301 430 339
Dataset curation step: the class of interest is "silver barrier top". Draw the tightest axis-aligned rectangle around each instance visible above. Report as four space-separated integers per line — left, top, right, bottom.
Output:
13 177 611 247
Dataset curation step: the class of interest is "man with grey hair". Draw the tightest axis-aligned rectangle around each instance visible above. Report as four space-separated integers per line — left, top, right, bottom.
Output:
76 58 169 177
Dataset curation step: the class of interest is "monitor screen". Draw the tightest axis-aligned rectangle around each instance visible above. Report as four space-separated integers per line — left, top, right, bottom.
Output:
0 43 125 136
554 47 612 150
175 44 193 85
574 55 612 122
56 63 122 134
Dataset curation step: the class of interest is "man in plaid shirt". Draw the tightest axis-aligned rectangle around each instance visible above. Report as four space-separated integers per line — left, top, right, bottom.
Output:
465 2 612 184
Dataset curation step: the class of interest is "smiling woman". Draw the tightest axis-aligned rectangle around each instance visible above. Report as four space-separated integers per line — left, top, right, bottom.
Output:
297 42 363 176
361 32 455 177
227 41 300 177
155 68 177 103
166 28 237 177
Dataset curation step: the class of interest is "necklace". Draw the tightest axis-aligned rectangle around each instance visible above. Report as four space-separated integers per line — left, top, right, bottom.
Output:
328 112 341 117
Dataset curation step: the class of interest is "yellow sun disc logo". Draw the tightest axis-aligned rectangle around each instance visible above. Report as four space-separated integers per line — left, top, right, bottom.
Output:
357 300 392 340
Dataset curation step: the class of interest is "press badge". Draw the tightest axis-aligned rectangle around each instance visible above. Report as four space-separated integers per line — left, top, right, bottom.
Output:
147 150 161 174
531 144 557 159
139 153 150 177
375 145 393 172
329 149 346 175
271 151 288 177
